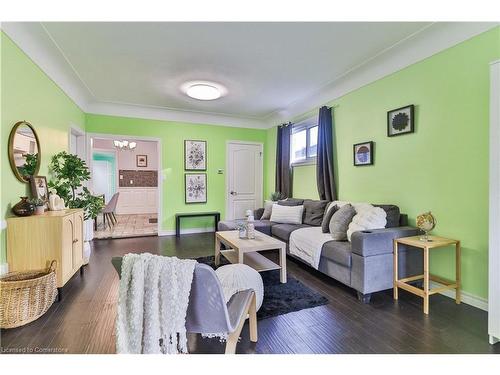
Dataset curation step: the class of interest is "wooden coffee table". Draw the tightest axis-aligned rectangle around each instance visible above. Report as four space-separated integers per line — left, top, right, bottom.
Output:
215 230 287 283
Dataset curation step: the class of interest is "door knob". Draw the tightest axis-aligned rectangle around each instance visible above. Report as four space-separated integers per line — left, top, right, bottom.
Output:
230 191 237 196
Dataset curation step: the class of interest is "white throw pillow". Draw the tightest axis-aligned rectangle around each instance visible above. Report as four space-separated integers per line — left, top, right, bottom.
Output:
270 204 304 224
347 204 387 242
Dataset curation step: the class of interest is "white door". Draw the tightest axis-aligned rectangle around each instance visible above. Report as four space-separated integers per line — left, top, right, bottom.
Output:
93 160 113 203
226 142 263 220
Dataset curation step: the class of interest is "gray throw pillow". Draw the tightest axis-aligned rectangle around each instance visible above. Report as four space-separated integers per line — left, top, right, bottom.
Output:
321 203 338 233
260 200 274 220
374 204 400 228
278 198 304 206
329 204 356 241
303 199 329 226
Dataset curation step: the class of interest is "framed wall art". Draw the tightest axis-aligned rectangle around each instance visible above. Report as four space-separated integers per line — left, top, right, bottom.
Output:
387 104 414 137
185 173 207 204
353 141 374 166
184 140 207 170
136 154 148 167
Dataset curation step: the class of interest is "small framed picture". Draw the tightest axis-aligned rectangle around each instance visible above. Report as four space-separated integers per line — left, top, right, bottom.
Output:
353 141 374 166
136 155 148 167
387 105 414 137
30 176 49 206
185 173 207 204
184 140 207 171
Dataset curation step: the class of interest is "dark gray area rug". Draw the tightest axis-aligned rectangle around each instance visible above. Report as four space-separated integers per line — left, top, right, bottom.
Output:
195 255 329 320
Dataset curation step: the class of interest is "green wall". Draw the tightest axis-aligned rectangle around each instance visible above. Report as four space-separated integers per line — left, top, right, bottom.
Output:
85 114 267 232
1 32 86 262
2 25 499 301
293 165 319 199
265 27 500 299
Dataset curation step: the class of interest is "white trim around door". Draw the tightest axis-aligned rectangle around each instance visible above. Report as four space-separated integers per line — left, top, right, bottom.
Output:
86 132 163 236
69 124 86 160
489 59 500 345
225 141 264 221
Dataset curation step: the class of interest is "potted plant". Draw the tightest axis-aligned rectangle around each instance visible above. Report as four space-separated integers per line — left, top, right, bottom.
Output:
48 151 104 264
30 197 45 215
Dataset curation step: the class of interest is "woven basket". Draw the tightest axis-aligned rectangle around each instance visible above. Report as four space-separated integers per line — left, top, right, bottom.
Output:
0 260 58 329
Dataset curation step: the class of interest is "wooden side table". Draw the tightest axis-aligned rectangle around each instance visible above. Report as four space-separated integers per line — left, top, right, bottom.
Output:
393 235 461 314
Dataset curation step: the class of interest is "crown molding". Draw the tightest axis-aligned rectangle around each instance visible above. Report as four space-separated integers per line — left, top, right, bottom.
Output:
1 22 268 129
2 22 498 130
1 22 92 111
265 22 500 126
86 100 269 129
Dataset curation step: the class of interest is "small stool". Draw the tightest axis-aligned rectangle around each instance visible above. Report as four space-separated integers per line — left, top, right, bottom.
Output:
215 264 264 311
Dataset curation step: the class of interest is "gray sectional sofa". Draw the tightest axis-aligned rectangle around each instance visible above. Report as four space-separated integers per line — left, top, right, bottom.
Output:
218 198 423 303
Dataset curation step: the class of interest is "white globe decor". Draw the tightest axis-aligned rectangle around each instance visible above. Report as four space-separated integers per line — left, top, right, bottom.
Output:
215 264 264 311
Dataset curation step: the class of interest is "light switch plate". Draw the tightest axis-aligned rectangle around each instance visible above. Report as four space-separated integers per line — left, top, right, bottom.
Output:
1 220 6 230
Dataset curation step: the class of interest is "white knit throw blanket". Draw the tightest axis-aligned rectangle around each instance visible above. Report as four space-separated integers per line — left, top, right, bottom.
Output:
116 253 196 354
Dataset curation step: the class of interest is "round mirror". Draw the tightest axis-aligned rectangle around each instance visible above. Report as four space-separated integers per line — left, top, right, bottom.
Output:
8 121 41 183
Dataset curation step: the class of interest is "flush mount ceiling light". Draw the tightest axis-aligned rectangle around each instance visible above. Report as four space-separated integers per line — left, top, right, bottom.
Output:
181 81 227 101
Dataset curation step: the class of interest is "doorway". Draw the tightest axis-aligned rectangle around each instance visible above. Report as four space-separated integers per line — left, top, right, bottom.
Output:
92 150 117 204
226 141 263 220
89 135 161 239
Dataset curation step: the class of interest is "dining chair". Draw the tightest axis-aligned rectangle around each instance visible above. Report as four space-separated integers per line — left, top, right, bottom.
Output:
102 192 120 229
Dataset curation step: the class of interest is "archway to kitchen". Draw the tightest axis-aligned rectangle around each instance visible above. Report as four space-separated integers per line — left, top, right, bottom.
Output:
87 133 162 239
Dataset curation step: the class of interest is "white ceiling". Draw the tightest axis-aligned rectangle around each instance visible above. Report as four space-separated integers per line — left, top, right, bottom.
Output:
2 22 498 128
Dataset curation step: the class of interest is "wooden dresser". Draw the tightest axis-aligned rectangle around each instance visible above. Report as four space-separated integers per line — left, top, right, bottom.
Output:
7 209 85 289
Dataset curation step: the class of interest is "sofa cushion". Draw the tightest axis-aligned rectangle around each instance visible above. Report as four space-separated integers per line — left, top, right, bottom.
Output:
321 203 338 233
374 204 400 228
303 199 329 226
321 240 352 268
329 204 356 241
218 220 275 236
271 223 310 241
278 198 304 206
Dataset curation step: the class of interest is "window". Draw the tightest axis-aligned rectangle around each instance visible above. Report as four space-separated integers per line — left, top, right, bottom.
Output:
291 121 318 165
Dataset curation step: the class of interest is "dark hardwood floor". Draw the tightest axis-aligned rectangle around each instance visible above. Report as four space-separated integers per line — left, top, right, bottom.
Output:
1 233 498 354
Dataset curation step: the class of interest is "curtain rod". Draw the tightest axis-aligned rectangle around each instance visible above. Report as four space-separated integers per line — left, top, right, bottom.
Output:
278 104 338 127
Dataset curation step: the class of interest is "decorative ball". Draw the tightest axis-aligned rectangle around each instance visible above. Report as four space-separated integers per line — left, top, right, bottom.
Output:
416 211 436 233
215 264 264 311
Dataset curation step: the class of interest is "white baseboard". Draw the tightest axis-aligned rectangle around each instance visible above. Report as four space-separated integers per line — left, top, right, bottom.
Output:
159 227 215 236
430 281 488 311
0 263 9 276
